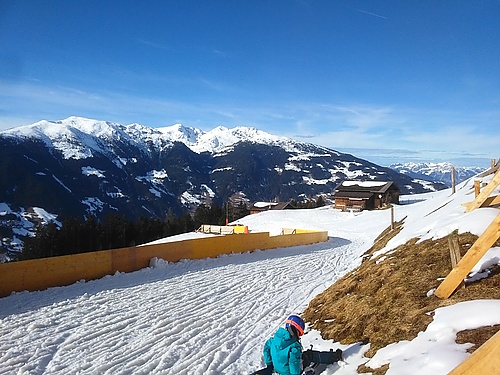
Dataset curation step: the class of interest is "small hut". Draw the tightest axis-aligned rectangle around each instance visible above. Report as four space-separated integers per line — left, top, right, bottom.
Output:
333 181 399 211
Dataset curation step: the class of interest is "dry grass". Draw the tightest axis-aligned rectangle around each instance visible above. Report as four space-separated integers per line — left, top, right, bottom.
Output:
456 324 500 353
302 220 500 374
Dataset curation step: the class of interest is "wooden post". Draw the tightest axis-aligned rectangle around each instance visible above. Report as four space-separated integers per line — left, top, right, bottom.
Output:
390 205 395 230
448 232 461 268
435 213 500 299
492 159 496 169
474 180 480 197
448 232 464 290
451 166 456 194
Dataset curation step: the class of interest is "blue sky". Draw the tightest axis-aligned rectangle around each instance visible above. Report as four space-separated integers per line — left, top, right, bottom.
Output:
1 1 499 167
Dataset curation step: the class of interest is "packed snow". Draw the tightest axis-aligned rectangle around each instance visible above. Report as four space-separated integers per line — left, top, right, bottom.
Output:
1 175 500 374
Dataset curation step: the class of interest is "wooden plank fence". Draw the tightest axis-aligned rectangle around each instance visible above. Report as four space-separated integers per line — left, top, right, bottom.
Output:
434 160 500 373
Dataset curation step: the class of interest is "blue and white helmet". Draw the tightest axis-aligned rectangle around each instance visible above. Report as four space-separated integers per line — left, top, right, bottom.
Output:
285 315 305 336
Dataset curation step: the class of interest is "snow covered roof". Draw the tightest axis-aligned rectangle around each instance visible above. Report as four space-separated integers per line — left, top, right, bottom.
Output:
250 201 291 211
253 202 279 208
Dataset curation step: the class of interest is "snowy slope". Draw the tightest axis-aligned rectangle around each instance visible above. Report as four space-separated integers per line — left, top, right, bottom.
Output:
0 208 383 375
1 174 500 374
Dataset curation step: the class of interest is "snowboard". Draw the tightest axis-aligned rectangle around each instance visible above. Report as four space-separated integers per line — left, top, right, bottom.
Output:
249 348 343 375
302 348 343 367
248 366 273 375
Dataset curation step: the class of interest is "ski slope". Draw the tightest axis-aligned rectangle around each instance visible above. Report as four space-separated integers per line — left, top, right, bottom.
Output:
0 207 386 375
1 177 500 374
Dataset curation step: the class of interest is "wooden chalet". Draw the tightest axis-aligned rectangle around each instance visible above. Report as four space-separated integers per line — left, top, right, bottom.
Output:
333 181 400 211
249 201 292 214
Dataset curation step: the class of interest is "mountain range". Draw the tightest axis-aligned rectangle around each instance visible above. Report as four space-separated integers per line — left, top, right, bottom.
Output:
1 116 476 256
389 162 484 188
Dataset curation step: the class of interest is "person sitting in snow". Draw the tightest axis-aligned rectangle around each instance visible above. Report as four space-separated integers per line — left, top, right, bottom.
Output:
262 314 305 375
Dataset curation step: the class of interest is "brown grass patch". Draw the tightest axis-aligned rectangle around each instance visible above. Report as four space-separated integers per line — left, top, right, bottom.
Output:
456 324 500 353
302 222 500 374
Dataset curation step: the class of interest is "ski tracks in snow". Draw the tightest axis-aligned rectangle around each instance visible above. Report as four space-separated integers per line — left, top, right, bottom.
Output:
0 219 378 374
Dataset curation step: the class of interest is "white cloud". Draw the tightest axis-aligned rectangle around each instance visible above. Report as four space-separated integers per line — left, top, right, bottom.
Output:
334 105 395 129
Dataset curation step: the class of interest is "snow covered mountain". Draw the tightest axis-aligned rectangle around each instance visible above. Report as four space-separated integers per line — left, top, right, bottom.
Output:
390 162 484 187
0 116 447 255
157 123 298 154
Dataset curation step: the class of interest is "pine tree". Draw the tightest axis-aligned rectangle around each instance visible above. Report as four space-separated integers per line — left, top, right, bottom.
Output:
58 217 83 255
316 195 325 207
81 215 101 252
20 222 60 259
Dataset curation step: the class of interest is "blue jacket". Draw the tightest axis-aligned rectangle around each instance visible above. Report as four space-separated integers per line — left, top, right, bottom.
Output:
263 327 302 375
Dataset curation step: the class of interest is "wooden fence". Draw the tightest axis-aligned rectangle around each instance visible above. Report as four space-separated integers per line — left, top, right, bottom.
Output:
436 159 500 374
0 228 328 298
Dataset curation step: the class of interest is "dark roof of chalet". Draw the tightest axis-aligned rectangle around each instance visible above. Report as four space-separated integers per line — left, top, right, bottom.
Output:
334 181 399 194
333 191 373 199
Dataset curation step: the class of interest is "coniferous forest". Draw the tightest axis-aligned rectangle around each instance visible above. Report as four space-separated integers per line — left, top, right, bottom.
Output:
17 202 251 261
14 197 327 262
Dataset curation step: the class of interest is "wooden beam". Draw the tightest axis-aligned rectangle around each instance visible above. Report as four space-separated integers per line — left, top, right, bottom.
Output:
474 180 481 198
462 195 500 210
465 168 500 212
448 329 500 375
477 159 499 178
481 195 500 208
435 213 500 299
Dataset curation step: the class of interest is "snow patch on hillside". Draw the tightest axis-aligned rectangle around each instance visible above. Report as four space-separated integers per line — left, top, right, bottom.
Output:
81 197 108 214
82 166 105 178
